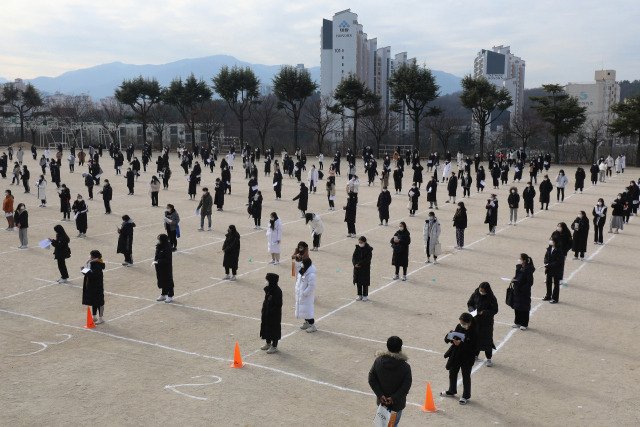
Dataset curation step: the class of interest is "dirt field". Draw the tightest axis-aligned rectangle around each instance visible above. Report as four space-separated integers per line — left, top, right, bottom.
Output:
1 152 638 426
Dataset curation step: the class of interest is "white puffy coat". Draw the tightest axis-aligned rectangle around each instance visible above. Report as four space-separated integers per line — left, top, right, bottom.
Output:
423 218 441 253
295 264 317 319
443 162 451 179
266 218 282 253
308 168 319 186
307 214 324 235
36 180 47 200
555 174 569 188
226 153 234 167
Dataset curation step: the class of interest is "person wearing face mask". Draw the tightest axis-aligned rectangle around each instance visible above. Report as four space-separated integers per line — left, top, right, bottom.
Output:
484 194 498 235
412 162 424 189
222 225 241 280
82 250 106 324
12 162 21 185
187 169 198 200
453 202 467 249
528 160 537 184
377 186 392 226
291 241 309 275
250 190 263 229
539 175 553 210
441 312 478 405
476 166 485 193
49 224 71 282
295 257 317 333
164 204 180 251
512 159 523 183
589 163 599 185
574 167 586 194
3 189 14 230
153 234 175 302
460 171 472 198
510 253 535 330
467 282 498 367
72 195 88 238
523 182 536 217
352 236 373 301
247 173 258 206
117 215 136 266
552 223 573 261
598 161 606 182
36 175 47 207
304 212 324 251
14 203 28 248
263 211 282 264
344 192 358 237
307 164 319 193
592 198 607 244
196 187 213 231
507 187 520 225
570 211 589 260
273 167 283 200
622 187 632 224
407 183 420 217
555 170 568 202
391 222 411 280
149 176 161 207
393 166 404 194
629 181 639 216
426 175 439 210
260 273 283 354
608 194 625 234
125 167 135 195
423 212 442 264
293 183 309 218
326 180 336 210
446 172 458 203
98 179 112 214
490 162 500 189
543 236 564 303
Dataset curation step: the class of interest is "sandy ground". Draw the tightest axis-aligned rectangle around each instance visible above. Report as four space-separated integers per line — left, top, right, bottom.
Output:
0 152 638 427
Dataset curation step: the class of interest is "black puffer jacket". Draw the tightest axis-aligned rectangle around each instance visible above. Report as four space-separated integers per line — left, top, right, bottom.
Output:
352 243 373 287
390 230 411 267
368 351 412 412
260 274 282 342
444 323 478 369
467 287 499 352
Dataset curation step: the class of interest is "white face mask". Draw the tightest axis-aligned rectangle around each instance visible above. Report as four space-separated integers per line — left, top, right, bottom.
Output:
265 280 269 286
479 291 486 296
598 202 603 206
399 227 404 231
578 214 583 218
516 259 523 265
21 206 26 211
556 226 562 232
549 240 554 246
459 323 469 329
166 209 171 213
511 190 515 193
157 239 161 245
271 217 275 222
617 196 621 200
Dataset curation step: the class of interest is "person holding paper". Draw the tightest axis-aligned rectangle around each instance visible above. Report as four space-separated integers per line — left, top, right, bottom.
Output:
222 225 241 280
390 222 411 280
377 187 392 226
3 189 14 230
57 185 71 221
197 187 214 231
49 225 70 283
543 236 564 303
592 198 607 244
161 165 172 190
72 195 88 238
423 212 441 264
214 178 225 211
305 213 324 251
154 235 175 302
164 205 180 251
368 336 412 425
247 174 258 206
441 313 478 405
513 159 523 182
446 172 457 204
484 194 498 235
476 166 485 193
12 162 21 185
292 183 309 218
426 176 438 210
251 191 263 229
467 282 498 367
82 250 106 324
221 166 231 194
570 211 589 260
36 175 47 207
511 253 535 329
117 215 136 266
272 167 282 200
453 202 467 249
407 184 420 216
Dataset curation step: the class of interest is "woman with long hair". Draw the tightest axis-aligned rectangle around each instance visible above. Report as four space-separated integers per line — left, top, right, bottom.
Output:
592 198 607 244
570 210 589 260
295 258 317 333
467 282 498 366
49 224 70 283
391 222 411 281
544 235 564 304
82 250 105 324
72 194 88 238
154 234 175 302
511 253 535 329
267 212 282 264
222 225 241 280
149 176 161 207
36 174 47 207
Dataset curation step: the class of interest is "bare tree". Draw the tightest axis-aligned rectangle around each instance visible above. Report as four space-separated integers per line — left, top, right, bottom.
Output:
248 94 282 152
50 94 94 148
300 94 340 155
423 113 466 153
511 108 545 151
93 98 130 148
361 109 401 158
195 100 228 151
149 102 176 151
581 118 609 164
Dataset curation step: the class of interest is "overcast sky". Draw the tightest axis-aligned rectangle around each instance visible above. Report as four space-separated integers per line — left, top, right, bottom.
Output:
2 0 638 87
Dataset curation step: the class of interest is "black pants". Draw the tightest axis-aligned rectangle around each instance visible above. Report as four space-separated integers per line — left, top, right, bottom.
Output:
463 187 470 197
124 253 133 264
347 221 355 234
151 192 158 206
163 178 169 189
594 221 604 243
57 258 69 279
12 174 20 184
476 349 493 359
305 318 315 324
557 187 565 201
319 162 323 170
88 186 94 199
63 211 70 219
313 233 321 248
394 265 407 275
225 267 237 275
161 286 174 297
92 305 104 316
574 251 584 258
541 202 548 210
327 197 334 208
525 206 534 215
104 200 111 213
167 229 177 248
254 217 261 226
23 180 30 193
128 186 134 194
448 365 472 399
267 339 278 347
275 188 281 198
514 309 529 327
357 284 369 296
546 275 560 301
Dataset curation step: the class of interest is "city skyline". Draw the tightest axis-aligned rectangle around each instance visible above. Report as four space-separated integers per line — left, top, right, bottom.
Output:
2 1 638 87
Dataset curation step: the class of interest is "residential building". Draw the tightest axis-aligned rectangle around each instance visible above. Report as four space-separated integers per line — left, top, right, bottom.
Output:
565 70 620 125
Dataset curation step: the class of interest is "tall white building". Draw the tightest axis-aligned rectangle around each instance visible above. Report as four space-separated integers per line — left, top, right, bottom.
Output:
473 45 526 124
565 70 620 125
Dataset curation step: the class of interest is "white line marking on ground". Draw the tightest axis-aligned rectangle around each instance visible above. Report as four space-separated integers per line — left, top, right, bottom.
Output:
164 375 222 401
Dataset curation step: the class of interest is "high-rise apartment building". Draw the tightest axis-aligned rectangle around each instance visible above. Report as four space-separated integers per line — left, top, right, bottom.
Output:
565 70 620 125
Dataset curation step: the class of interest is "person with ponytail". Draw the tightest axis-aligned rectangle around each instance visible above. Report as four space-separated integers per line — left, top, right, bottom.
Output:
511 253 535 329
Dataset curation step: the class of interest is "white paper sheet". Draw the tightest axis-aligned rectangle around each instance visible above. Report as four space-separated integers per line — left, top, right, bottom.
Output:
38 239 51 249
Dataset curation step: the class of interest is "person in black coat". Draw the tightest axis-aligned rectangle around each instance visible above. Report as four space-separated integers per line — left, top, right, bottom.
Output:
49 225 70 283
82 250 105 324
570 211 589 260
221 166 231 194
292 183 309 217
575 167 586 193
510 253 535 329
393 167 403 194
552 222 572 259
539 175 553 210
352 236 373 300
260 273 283 354
467 282 498 365
408 184 420 216
391 222 411 280
50 163 61 189
125 167 135 195
476 166 485 193
412 163 424 188
508 187 520 225
377 187 392 225
58 184 71 221
447 173 458 203
592 198 607 244
491 164 501 188
441 312 478 404
273 168 283 200
154 234 175 302
117 215 136 266
251 191 263 229
101 179 113 214
344 192 357 237
589 163 599 185
523 182 536 217
188 170 198 199
72 195 88 237
543 235 564 303
83 173 94 200
214 178 225 211
222 225 241 280
453 202 467 249
368 336 412 416
484 194 498 235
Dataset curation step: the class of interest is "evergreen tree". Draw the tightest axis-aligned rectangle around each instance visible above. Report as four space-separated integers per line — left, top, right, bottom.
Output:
609 94 640 166
114 76 162 144
163 73 212 150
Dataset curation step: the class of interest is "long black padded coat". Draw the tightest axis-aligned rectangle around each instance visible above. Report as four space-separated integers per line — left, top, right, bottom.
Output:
352 243 373 287
154 242 174 289
467 286 499 352
260 273 282 342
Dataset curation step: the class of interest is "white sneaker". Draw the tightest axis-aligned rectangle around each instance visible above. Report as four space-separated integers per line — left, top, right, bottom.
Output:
95 318 105 325
261 343 271 350
268 260 275 264
266 346 279 354
197 228 204 231
520 326 527 330
207 228 211 231
356 295 363 301
274 261 279 265
393 275 399 280
433 260 439 265
362 296 368 302
59 278 68 284
512 324 520 328
230 275 237 281
425 259 431 263
486 359 492 367
157 295 166 301
300 321 310 330
402 276 407 281
306 324 317 333
222 274 231 280
165 297 173 303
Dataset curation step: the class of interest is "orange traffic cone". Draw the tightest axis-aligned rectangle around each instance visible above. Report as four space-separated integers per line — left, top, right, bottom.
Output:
292 261 295 277
421 382 438 412
84 307 96 329
230 342 245 368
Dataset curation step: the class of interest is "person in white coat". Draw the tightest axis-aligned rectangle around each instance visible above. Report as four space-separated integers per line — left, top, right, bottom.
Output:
423 212 442 264
442 161 452 183
36 175 47 207
295 258 317 333
305 212 324 251
308 165 319 193
266 211 282 264
555 169 569 202
226 152 234 170
615 155 622 174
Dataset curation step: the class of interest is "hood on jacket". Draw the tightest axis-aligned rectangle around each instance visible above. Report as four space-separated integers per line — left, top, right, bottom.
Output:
356 243 373 253
375 350 409 369
302 264 316 276
266 273 279 288
90 260 106 270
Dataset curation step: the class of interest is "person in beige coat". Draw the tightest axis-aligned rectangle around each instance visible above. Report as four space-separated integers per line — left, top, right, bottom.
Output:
423 212 442 264
326 180 336 211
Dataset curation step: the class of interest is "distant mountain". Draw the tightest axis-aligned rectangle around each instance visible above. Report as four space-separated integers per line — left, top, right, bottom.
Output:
21 55 462 99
